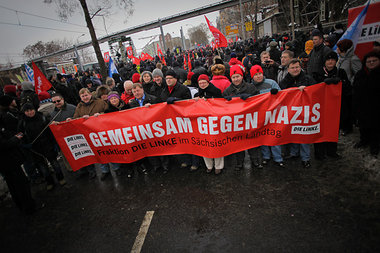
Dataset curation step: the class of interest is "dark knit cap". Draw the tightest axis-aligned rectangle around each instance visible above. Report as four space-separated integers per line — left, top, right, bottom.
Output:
311 29 323 38
325 51 338 62
21 103 35 112
165 69 177 79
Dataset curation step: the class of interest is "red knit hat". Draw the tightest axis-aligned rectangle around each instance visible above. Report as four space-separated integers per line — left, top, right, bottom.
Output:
230 65 244 77
3 85 16 95
38 91 51 101
198 74 209 82
250 65 263 77
187 72 194 80
132 73 141 83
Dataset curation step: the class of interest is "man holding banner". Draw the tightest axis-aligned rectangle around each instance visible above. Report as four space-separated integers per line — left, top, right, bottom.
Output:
280 59 317 168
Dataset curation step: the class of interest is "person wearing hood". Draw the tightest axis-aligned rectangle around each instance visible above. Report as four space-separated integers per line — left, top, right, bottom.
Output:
352 50 380 156
140 71 154 94
0 95 36 214
150 68 167 101
250 65 285 168
20 81 40 110
194 74 224 174
336 39 362 84
18 103 66 190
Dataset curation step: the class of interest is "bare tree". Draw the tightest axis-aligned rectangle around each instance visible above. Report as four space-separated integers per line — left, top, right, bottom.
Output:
23 39 72 60
188 24 210 47
44 0 134 81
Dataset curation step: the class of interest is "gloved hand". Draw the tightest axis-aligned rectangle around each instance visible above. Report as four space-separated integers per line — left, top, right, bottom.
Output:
166 97 179 104
325 77 340 85
239 94 251 100
21 143 33 149
270 88 279 95
224 96 233 101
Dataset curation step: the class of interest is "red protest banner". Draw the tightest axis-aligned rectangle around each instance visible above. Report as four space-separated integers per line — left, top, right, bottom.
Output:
32 61 52 94
50 83 341 171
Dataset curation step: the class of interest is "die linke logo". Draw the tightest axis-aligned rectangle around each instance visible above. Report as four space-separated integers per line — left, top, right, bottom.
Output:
359 22 380 43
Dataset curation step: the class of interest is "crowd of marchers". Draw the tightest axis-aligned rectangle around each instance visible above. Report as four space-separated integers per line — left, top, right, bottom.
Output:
1 24 380 214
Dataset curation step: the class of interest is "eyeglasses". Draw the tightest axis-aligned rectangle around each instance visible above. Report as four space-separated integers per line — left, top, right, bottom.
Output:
366 59 379 64
52 100 62 103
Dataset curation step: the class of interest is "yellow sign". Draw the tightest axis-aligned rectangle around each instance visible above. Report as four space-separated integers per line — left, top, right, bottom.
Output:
225 24 239 35
245 21 253 31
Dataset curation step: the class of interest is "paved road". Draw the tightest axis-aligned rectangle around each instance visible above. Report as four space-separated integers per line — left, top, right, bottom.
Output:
1 151 379 252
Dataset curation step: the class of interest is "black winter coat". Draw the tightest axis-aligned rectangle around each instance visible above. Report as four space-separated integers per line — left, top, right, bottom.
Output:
150 80 167 102
194 83 223 98
353 66 380 128
307 43 332 82
222 80 258 97
160 82 191 102
142 81 154 95
279 71 316 89
17 112 57 159
173 66 188 84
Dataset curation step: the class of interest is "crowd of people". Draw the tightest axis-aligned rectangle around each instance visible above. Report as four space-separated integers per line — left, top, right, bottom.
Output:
1 24 380 214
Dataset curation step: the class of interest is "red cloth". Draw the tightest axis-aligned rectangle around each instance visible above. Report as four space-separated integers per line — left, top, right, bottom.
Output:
121 92 134 103
168 84 176 93
210 75 231 93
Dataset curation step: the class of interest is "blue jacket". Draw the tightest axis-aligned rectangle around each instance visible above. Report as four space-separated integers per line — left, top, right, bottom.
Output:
252 78 281 94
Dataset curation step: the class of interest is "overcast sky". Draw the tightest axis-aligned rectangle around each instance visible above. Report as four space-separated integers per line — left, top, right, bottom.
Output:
0 0 221 65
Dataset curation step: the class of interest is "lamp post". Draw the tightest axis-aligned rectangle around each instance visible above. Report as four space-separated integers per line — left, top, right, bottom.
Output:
74 33 85 72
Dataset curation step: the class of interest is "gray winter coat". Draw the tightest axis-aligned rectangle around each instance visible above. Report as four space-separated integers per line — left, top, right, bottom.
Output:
337 46 362 84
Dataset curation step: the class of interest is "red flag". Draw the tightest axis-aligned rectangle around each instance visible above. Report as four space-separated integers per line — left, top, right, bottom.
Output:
183 55 187 70
126 46 133 58
157 44 164 59
104 52 110 63
188 53 192 71
132 56 140 65
236 35 239 42
61 67 66 74
205 16 227 48
32 61 52 95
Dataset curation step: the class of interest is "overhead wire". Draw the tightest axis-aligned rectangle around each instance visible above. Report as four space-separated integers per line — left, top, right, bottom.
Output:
0 21 87 33
0 4 87 28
